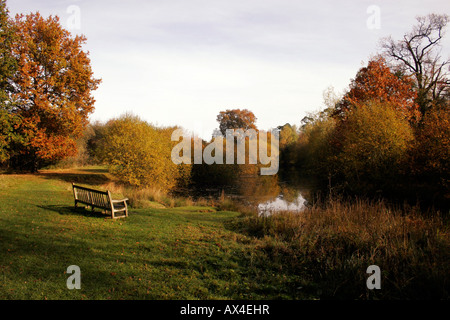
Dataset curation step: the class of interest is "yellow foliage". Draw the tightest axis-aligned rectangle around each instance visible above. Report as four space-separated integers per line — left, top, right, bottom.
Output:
99 113 189 191
338 100 414 185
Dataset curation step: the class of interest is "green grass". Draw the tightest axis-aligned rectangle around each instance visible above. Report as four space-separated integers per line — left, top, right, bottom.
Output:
0 172 309 300
2 169 447 300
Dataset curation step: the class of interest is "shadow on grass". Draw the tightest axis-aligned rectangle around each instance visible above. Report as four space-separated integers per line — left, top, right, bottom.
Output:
0 227 144 299
37 172 111 186
38 204 110 219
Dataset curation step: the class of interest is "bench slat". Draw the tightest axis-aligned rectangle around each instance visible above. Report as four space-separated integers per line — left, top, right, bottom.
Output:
72 183 128 219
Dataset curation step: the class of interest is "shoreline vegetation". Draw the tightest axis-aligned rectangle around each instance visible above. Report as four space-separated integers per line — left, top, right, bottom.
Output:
1 2 449 300
1 166 447 299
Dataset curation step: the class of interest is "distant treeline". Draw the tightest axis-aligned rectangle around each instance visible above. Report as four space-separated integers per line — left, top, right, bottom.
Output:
1 2 449 211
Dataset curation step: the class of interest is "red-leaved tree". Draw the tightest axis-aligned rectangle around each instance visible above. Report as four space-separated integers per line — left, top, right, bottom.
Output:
216 109 257 136
334 57 420 122
9 12 100 171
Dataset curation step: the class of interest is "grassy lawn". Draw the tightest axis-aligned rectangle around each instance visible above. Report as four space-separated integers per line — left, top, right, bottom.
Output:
0 170 308 300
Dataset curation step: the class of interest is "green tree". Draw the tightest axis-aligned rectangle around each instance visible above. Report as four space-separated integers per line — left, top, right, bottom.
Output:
0 0 19 164
0 0 16 97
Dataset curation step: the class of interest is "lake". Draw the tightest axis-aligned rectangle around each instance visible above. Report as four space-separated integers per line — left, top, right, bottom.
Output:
181 170 316 216
237 174 313 216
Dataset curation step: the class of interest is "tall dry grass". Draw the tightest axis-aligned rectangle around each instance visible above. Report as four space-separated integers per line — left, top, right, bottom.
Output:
100 182 198 209
231 197 449 299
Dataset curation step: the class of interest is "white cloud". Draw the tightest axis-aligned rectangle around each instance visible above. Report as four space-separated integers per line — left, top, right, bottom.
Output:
6 0 450 139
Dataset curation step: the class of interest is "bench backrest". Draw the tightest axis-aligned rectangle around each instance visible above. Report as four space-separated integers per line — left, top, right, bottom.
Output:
72 184 111 209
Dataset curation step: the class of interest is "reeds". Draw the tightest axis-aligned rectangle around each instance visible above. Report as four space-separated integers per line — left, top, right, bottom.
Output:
100 182 197 208
232 197 449 299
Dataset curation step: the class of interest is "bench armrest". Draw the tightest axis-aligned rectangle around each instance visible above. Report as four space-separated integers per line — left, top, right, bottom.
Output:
111 198 129 203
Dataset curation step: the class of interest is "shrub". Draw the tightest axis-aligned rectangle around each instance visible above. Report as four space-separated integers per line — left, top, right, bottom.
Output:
408 104 450 204
99 113 189 191
335 100 414 194
295 114 337 181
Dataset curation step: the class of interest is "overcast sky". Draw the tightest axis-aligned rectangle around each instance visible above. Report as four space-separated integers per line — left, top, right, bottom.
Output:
6 0 450 139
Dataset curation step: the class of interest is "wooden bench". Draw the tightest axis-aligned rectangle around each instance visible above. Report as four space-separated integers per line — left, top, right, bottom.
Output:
72 183 129 219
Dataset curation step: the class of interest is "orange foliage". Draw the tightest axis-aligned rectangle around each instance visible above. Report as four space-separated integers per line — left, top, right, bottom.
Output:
216 109 257 136
337 101 414 185
10 13 100 170
334 57 420 122
409 105 450 195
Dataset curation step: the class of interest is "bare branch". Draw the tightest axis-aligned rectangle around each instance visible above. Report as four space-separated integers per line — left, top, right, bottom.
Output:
379 14 450 113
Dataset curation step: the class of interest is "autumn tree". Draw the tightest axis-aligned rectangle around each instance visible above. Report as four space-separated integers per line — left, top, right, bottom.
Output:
85 120 109 164
216 108 257 136
409 102 450 202
99 114 187 190
296 112 337 180
7 12 100 171
333 57 419 122
278 123 298 167
337 100 414 194
190 108 260 188
381 14 450 114
0 0 19 163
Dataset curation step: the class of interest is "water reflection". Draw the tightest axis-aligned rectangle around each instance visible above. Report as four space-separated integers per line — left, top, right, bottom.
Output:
180 167 315 216
257 193 307 217
236 173 311 216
